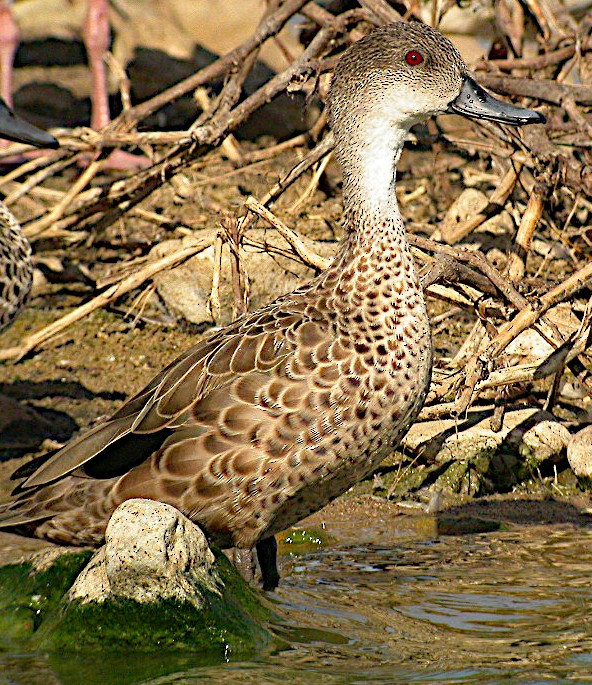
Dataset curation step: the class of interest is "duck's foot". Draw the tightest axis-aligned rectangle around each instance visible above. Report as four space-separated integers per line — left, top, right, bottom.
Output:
0 144 51 167
0 144 149 172
230 536 280 591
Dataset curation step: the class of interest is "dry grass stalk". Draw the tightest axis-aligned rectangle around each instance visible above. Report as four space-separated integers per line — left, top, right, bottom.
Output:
507 183 547 282
245 197 329 270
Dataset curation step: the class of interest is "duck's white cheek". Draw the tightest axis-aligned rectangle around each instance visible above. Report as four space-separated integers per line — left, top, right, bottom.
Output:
384 87 447 121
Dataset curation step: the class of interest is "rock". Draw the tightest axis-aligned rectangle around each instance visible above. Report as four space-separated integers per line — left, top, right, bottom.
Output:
444 188 488 225
152 231 336 327
0 500 277 655
0 547 92 642
69 499 217 607
519 420 571 467
405 407 552 463
440 188 513 241
567 425 592 477
403 409 571 494
151 234 221 327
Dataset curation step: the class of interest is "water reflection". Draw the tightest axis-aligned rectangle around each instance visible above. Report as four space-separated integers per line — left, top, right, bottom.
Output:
1 504 591 684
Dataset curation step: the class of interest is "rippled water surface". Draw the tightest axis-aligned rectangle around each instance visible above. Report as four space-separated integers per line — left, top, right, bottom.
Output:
1 499 591 685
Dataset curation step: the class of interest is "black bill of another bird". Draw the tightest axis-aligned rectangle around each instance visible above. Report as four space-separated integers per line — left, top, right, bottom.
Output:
447 74 546 126
0 98 59 148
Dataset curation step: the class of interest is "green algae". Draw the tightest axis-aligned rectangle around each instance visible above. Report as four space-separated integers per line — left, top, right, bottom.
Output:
0 551 92 641
278 526 333 555
0 547 278 657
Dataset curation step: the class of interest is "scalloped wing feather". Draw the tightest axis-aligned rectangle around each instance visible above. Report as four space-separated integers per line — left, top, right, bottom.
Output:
13 309 300 494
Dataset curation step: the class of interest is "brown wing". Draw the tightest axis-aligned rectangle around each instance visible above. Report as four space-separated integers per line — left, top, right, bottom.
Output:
16 298 321 492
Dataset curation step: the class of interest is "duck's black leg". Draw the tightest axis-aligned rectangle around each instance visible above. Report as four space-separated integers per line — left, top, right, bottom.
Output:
256 536 280 591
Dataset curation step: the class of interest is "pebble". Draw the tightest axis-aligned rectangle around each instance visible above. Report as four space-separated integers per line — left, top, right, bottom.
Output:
567 425 592 477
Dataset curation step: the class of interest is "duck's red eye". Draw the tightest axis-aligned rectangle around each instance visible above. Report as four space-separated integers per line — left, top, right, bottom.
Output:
405 50 424 66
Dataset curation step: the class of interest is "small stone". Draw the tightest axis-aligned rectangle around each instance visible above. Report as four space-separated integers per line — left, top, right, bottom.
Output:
567 425 592 477
69 498 218 607
519 420 571 466
442 188 487 234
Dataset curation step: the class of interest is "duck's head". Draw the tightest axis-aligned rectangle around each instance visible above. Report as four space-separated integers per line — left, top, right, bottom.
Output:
328 22 544 139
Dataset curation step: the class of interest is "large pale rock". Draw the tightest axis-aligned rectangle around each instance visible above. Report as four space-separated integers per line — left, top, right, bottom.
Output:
0 503 275 654
152 232 336 327
69 499 218 607
567 425 592 477
519 420 570 466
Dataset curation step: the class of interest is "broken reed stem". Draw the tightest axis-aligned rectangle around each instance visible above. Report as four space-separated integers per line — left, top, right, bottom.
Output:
236 134 335 239
441 162 523 244
3 157 73 207
474 42 586 72
477 73 592 107
357 0 401 24
0 148 68 193
208 232 224 325
507 183 547 282
259 134 335 208
223 215 248 320
25 158 105 239
245 196 330 270
486 259 592 361
288 151 332 213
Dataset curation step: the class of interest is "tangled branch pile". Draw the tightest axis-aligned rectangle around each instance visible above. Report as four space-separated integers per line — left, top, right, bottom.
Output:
1 0 591 493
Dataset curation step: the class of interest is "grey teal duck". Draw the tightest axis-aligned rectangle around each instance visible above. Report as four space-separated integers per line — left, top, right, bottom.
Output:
0 99 58 332
0 22 544 589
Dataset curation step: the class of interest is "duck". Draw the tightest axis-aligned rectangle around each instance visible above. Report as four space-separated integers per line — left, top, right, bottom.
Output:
0 22 544 589
0 98 58 332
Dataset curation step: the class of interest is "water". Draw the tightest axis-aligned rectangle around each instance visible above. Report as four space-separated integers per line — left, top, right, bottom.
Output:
1 503 591 684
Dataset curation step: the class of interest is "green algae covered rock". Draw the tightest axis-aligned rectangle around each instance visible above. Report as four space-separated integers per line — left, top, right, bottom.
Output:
0 500 277 657
36 550 274 656
0 548 92 642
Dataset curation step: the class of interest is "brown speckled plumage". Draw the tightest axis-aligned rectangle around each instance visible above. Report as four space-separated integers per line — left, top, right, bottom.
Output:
0 98 58 332
0 201 33 332
0 23 544 584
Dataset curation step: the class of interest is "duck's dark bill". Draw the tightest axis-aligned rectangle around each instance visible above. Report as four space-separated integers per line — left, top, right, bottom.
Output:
0 98 59 148
447 74 546 126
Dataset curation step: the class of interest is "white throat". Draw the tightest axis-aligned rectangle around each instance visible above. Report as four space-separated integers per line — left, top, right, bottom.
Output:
336 117 409 220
